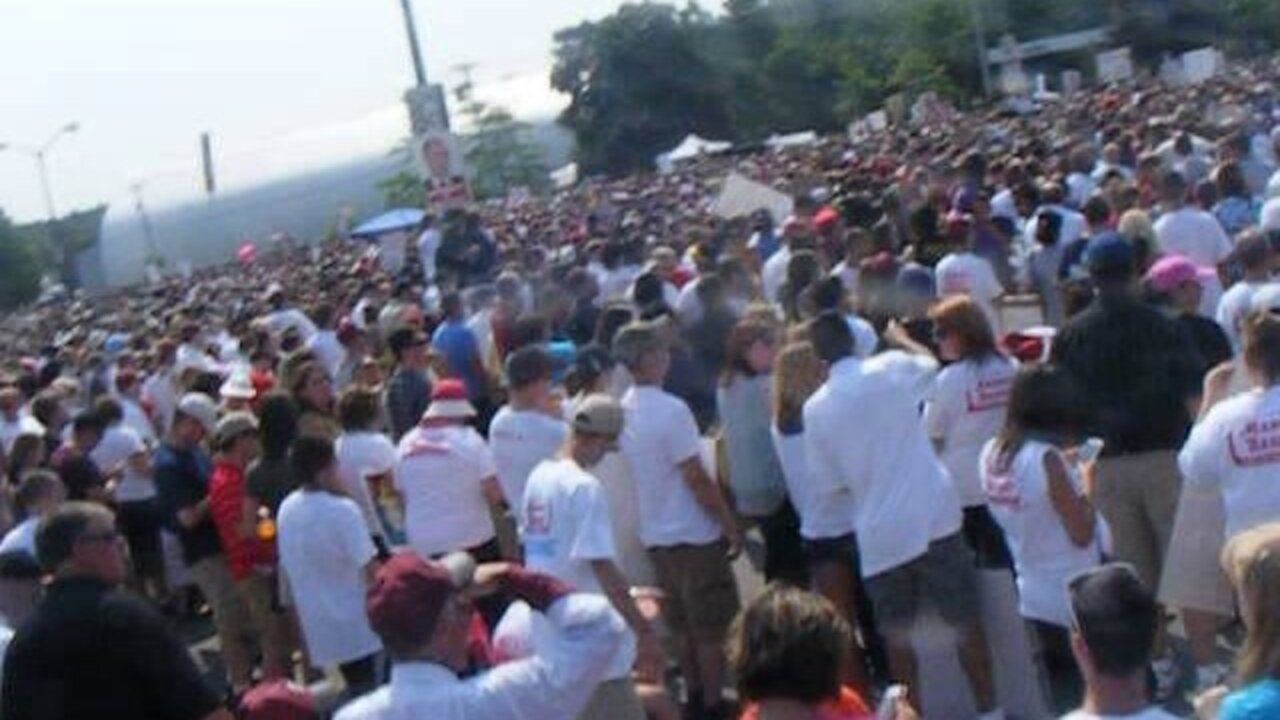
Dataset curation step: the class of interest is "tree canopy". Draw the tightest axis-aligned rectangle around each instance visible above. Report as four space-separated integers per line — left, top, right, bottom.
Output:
0 211 44 311
552 0 1262 176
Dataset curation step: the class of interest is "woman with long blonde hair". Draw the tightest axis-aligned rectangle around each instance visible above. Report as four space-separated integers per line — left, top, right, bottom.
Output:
770 341 882 689
1210 523 1280 718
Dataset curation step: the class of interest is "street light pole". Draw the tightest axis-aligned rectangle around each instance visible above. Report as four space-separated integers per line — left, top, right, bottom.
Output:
35 151 57 221
398 0 428 87
0 122 79 285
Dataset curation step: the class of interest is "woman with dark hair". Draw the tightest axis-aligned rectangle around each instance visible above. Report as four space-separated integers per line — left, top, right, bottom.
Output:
779 251 822 324
729 584 915 720
980 365 1098 713
335 387 396 553
1213 161 1259 237
925 296 1018 571
291 362 339 442
246 393 300 516
718 319 806 586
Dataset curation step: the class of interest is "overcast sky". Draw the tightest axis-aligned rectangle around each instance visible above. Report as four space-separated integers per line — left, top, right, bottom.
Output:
0 0 684 222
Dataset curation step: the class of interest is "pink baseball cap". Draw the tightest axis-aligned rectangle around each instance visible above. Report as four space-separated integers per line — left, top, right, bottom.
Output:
1144 255 1214 294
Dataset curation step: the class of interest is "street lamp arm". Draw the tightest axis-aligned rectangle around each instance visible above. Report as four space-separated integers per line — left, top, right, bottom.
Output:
40 123 79 154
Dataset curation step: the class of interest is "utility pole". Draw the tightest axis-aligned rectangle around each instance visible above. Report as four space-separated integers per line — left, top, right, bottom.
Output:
0 122 80 286
131 182 161 263
971 0 992 98
399 0 428 87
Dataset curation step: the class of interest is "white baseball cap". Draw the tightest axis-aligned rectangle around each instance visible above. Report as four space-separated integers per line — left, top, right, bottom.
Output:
177 393 219 435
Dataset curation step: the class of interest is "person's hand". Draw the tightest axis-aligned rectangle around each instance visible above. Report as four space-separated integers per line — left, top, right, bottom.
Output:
633 626 666 684
468 562 515 599
884 319 912 347
724 523 744 561
1194 684 1228 720
891 698 921 720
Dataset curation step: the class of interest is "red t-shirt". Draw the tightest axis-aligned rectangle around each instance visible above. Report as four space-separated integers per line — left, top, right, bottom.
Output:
208 460 275 580
739 687 874 720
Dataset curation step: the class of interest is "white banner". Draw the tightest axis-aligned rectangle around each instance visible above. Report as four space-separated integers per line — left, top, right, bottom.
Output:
709 172 794 224
1095 47 1134 84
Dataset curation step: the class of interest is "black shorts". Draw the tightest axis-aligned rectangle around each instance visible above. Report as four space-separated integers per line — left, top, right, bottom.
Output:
864 532 981 634
803 533 856 567
117 499 163 577
962 505 1013 571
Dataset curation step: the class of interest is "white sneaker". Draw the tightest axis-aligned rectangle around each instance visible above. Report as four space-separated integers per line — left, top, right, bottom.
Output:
1194 662 1231 694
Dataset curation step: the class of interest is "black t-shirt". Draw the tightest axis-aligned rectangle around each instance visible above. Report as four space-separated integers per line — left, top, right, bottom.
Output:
1178 313 1233 376
153 442 222 565
3 576 222 720
246 454 296 516
1051 292 1204 455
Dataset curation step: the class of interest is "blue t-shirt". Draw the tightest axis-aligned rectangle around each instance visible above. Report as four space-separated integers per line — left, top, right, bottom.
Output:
431 320 484 399
1223 678 1280 720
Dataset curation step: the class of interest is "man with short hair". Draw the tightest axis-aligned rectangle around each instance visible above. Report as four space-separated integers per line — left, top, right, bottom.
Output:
336 552 627 720
50 411 110 503
1153 170 1232 317
384 327 433 442
521 394 660 720
0 471 65 558
277 436 383 698
1061 564 1178 720
489 347 569 508
614 320 742 718
0 386 43 456
2 502 230 720
804 311 1000 718
154 392 256 692
208 412 293 681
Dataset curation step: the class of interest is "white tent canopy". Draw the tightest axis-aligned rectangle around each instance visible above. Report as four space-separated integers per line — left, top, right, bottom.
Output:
549 162 579 189
765 131 819 151
657 133 733 172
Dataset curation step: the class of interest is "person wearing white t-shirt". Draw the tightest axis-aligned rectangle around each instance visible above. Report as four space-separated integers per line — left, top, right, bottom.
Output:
613 320 742 718
489 348 570 508
417 216 442 286
277 436 383 696
1215 231 1274 354
308 304 345 383
979 366 1099 713
1059 564 1179 720
91 398 166 597
0 388 43 456
520 395 660 720
0 471 64 559
936 217 1006 333
803 312 1000 719
924 297 1019 570
336 387 398 553
1154 171 1233 317
394 379 507 565
261 284 318 343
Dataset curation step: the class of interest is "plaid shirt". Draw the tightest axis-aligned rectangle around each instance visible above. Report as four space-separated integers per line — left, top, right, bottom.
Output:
384 366 431 442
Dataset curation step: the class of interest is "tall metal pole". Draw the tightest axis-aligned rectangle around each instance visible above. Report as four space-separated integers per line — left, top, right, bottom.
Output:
971 0 992 98
399 0 428 87
35 152 57 221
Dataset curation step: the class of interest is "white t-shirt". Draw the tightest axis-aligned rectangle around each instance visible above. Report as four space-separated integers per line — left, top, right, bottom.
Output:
418 227 442 283
980 440 1099 627
336 431 398 539
276 488 382 667
1060 708 1180 720
761 245 792 305
489 407 570 506
831 261 860 297
1217 280 1273 354
771 426 853 540
804 353 963 577
520 458 635 680
935 251 1004 331
846 315 879 359
1155 207 1232 316
674 277 704 326
308 330 344 382
599 266 641 302
120 397 157 446
395 424 498 557
1179 386 1280 539
92 424 154 502
0 517 38 557
0 414 43 455
925 356 1018 507
142 370 178 435
620 386 721 548
263 308 318 342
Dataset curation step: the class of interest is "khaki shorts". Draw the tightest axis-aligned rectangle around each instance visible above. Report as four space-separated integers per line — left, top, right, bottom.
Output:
648 539 740 643
189 556 254 650
238 572 295 671
1093 450 1182 593
577 677 646 720
1158 485 1234 616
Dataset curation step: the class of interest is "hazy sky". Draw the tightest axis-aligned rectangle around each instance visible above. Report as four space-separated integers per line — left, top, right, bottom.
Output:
0 0 676 222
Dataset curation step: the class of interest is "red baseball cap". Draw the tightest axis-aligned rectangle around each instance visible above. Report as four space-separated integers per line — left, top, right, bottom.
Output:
366 551 476 649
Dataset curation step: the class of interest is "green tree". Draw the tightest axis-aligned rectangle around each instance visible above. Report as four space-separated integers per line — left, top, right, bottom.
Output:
0 211 43 310
460 105 551 200
552 3 732 175
377 170 425 209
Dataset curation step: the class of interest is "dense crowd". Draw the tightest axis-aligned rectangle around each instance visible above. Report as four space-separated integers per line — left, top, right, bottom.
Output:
6 54 1280 720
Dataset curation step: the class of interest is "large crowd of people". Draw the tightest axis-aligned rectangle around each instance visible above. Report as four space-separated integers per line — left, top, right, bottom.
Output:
6 53 1280 720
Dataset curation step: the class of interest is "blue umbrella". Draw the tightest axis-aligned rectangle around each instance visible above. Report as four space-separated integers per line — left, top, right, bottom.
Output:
350 208 426 239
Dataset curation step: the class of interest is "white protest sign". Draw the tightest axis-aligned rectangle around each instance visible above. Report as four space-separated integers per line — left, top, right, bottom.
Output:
1182 47 1222 85
1095 47 1134 84
709 172 794 225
